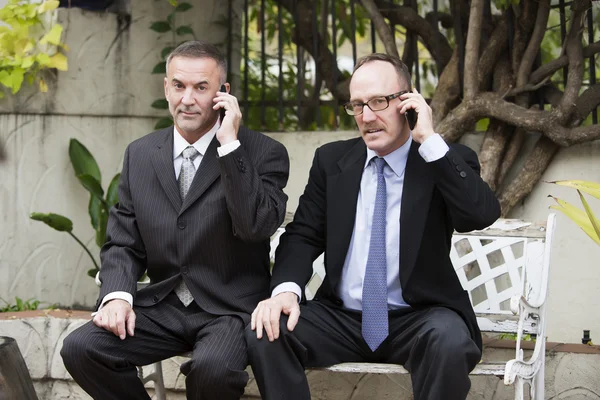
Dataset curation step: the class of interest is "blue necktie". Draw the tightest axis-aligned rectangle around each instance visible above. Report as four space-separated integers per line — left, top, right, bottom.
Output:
362 157 389 351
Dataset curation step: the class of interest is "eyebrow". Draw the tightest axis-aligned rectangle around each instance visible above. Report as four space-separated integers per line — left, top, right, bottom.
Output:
171 78 210 86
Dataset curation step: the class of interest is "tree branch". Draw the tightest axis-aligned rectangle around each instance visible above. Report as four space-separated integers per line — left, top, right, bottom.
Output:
360 0 399 58
463 0 484 99
573 83 600 124
477 16 508 91
529 41 600 85
516 0 550 87
431 48 462 127
498 136 559 216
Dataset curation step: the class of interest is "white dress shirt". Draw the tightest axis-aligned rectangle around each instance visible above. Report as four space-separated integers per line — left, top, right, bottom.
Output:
272 133 450 309
96 118 240 312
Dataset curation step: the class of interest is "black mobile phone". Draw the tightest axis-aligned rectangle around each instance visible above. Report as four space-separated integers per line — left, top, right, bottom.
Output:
406 108 417 130
219 84 227 121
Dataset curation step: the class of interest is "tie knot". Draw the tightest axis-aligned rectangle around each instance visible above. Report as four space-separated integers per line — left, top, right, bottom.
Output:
373 157 386 175
182 146 199 161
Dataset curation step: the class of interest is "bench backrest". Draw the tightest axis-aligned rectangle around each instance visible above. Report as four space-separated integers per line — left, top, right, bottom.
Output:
269 214 556 336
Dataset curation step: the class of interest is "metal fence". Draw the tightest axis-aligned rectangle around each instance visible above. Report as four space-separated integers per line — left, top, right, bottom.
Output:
227 0 599 132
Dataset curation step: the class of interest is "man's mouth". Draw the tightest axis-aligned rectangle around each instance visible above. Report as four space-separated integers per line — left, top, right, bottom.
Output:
365 128 383 134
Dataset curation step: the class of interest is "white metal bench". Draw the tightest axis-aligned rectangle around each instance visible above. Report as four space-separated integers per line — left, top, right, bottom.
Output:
145 214 556 400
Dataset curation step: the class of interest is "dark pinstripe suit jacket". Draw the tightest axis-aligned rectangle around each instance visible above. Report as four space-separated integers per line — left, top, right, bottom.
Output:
97 126 289 323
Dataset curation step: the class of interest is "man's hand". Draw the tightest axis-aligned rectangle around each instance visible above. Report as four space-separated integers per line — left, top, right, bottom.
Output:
213 89 242 145
93 299 136 340
398 88 436 144
251 292 300 342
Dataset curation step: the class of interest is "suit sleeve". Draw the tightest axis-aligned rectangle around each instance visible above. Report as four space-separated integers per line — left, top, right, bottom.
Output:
218 136 290 242
97 145 147 306
270 147 327 292
430 144 501 232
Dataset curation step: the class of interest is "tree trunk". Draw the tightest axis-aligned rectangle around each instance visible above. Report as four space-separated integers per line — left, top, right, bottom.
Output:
0 337 38 400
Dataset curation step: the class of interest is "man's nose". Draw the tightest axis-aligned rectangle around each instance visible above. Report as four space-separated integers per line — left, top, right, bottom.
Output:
362 105 377 122
181 89 194 105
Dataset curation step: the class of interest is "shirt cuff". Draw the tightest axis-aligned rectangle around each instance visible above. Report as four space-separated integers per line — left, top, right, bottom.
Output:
418 133 449 162
91 291 133 317
272 282 302 302
217 140 241 157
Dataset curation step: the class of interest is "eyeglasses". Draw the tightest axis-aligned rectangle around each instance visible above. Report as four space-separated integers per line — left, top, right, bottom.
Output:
343 91 408 116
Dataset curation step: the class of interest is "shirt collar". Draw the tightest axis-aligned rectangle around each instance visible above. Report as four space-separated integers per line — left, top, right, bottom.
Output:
173 119 220 160
364 135 412 178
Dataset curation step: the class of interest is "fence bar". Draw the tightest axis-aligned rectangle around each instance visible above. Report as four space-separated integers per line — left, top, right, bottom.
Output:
432 0 439 77
313 0 321 125
278 3 284 129
371 21 376 52
243 0 249 119
558 0 568 87
350 0 357 64
411 0 420 91
587 5 598 124
294 0 302 125
331 0 338 129
260 0 266 128
227 0 232 83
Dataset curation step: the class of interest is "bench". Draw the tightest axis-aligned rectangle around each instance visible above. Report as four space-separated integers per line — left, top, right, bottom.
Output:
143 213 556 400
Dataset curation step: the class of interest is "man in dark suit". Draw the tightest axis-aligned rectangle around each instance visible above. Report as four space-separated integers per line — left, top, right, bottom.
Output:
246 53 501 400
61 41 289 399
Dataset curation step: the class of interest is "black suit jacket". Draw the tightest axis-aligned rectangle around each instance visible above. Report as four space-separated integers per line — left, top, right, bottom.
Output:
97 126 289 323
271 137 500 350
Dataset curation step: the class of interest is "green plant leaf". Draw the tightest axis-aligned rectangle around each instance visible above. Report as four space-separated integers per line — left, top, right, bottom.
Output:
151 99 169 109
161 46 174 60
175 25 194 36
77 174 106 204
549 180 600 200
150 21 171 33
578 190 600 242
167 12 175 27
152 62 167 74
30 212 73 232
168 0 178 6
154 117 173 129
87 268 98 278
106 173 121 207
40 23 62 46
175 2 192 12
88 195 101 230
69 139 101 182
549 196 600 245
96 205 109 248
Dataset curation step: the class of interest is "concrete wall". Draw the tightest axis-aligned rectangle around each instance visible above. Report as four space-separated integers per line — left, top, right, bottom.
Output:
1 2 599 344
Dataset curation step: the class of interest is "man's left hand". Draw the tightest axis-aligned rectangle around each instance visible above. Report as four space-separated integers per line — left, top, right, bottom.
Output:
214 90 242 145
398 88 436 144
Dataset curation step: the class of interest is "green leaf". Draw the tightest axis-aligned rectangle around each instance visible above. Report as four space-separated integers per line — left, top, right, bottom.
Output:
69 139 101 182
77 174 106 204
549 180 600 201
549 196 600 245
175 2 192 12
167 12 175 27
161 46 174 60
154 117 173 130
151 99 169 109
175 25 194 36
106 173 120 208
168 0 178 6
150 21 171 33
30 212 73 232
87 268 98 278
152 62 167 74
578 190 600 243
88 195 101 230
96 205 109 248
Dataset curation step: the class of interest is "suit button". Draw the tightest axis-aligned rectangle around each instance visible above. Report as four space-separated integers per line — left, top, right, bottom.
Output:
178 220 186 230
182 266 189 274
456 165 463 172
460 171 467 178
152 295 159 303
452 157 458 165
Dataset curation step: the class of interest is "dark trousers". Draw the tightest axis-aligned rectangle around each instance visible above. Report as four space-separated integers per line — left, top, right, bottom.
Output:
61 292 248 400
245 301 481 400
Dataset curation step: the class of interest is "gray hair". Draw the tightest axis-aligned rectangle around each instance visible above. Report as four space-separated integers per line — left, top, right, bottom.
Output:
352 53 412 89
165 40 228 84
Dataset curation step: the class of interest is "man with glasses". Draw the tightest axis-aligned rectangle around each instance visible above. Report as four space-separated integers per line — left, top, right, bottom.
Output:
246 53 500 400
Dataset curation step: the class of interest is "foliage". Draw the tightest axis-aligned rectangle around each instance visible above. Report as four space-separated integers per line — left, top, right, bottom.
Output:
151 1 196 130
30 139 121 278
1 296 40 312
548 180 600 245
0 0 68 98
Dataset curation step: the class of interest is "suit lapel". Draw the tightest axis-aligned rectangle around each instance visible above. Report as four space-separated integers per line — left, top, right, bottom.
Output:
399 141 434 282
150 128 182 212
179 135 221 215
327 139 367 283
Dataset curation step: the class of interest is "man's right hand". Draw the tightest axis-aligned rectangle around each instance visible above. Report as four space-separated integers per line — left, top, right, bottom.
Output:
92 299 136 340
251 292 299 342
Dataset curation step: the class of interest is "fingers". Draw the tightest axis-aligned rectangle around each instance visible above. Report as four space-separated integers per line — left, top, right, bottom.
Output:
93 300 133 340
287 304 300 332
126 310 136 337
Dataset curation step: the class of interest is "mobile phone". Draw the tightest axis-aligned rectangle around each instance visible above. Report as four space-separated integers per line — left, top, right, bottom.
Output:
406 108 417 130
219 84 227 121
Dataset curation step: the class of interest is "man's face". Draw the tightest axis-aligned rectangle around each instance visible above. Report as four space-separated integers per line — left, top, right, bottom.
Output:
349 60 411 156
164 56 222 138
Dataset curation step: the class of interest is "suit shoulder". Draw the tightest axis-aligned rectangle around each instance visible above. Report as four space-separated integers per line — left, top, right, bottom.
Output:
239 126 287 153
448 142 478 159
127 127 172 151
316 137 362 157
